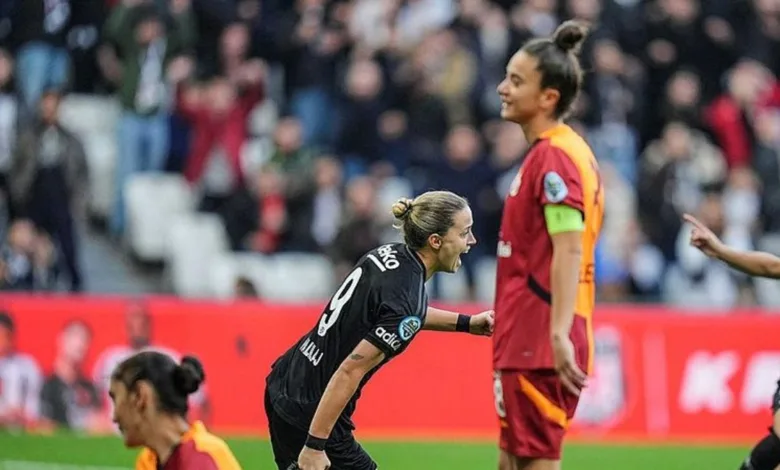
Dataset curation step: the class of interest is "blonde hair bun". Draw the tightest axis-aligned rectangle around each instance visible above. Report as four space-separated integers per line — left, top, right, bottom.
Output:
391 198 414 220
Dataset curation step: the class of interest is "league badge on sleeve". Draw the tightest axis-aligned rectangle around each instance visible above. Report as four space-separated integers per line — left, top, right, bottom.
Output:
543 171 568 203
398 317 422 341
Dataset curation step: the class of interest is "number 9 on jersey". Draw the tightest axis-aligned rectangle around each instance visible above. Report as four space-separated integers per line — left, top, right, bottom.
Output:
318 268 363 337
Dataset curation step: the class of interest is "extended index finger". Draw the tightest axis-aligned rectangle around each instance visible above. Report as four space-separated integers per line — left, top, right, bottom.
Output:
682 213 706 230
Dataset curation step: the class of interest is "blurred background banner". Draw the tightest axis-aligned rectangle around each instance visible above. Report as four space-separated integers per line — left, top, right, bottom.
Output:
2 294 778 443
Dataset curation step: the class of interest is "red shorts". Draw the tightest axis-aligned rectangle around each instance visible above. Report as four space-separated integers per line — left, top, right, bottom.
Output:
493 369 580 460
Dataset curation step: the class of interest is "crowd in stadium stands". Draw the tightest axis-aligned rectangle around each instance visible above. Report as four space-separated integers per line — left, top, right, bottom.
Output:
0 0 778 307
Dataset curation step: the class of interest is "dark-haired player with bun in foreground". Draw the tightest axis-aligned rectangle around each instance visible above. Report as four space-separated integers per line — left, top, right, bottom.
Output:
493 20 604 470
265 190 495 470
684 212 780 470
109 352 242 470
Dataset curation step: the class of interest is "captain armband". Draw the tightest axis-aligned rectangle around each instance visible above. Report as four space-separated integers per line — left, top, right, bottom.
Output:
544 204 584 235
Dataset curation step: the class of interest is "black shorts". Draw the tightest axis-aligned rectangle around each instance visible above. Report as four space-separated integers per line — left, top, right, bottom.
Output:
773 379 780 415
264 390 378 470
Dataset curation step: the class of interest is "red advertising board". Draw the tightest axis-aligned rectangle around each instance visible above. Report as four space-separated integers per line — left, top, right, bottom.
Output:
0 294 778 443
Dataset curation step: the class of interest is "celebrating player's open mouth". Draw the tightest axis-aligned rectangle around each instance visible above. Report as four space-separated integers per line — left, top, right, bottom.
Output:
455 246 471 270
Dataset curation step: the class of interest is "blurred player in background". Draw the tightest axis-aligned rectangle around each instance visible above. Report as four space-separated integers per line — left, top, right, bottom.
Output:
40 319 102 432
109 352 241 470
265 191 495 470
0 311 42 430
684 213 780 470
92 302 209 425
492 20 604 470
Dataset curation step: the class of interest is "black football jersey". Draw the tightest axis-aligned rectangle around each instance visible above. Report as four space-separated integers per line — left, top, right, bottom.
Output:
266 243 428 438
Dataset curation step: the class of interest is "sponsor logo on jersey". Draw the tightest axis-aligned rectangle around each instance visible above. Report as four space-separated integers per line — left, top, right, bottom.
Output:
398 316 421 341
543 171 568 203
367 245 400 272
375 326 403 351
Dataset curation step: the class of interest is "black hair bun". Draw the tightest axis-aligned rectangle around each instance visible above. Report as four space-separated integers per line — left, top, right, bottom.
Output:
172 355 205 395
552 20 589 54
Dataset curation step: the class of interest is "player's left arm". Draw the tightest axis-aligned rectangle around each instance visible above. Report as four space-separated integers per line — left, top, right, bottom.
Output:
536 147 586 338
548 211 583 340
423 307 494 336
548 206 588 396
307 340 386 441
537 145 589 393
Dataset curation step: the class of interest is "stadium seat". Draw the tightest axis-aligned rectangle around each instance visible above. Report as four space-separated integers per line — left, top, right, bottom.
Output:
240 252 273 297
259 253 335 302
59 94 120 136
82 133 118 218
54 95 122 221
166 213 230 297
209 252 271 299
209 252 243 299
125 174 196 261
474 257 497 304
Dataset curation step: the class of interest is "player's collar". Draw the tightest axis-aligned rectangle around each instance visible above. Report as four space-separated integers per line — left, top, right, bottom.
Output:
538 123 571 140
182 420 206 440
403 245 426 277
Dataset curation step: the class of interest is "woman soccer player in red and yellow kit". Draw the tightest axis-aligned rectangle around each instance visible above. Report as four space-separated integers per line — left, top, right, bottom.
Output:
109 352 242 470
492 20 604 470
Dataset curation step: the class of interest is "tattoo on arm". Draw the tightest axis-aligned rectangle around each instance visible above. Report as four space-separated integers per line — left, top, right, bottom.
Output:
349 354 364 361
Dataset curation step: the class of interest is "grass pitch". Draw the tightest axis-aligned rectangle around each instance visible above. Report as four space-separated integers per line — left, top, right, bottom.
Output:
0 433 749 469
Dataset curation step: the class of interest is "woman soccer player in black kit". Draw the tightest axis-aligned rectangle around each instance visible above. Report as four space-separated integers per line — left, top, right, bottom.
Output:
265 190 495 470
685 213 780 470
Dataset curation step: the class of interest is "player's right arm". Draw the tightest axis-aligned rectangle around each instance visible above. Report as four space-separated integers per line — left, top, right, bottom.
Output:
307 340 385 440
684 213 780 278
711 245 780 278
298 340 385 469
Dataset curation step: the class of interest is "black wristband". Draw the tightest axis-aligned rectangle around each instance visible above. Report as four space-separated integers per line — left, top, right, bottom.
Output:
455 314 471 333
305 433 327 451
